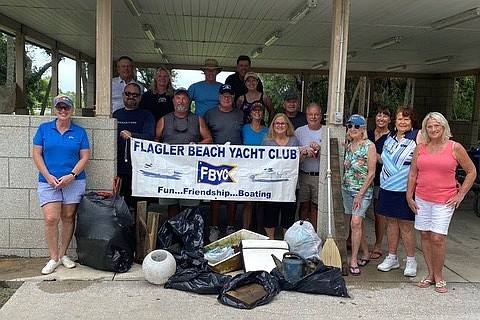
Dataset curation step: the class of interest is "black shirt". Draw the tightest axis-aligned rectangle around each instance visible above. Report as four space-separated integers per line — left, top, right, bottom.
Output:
139 90 174 123
225 72 264 103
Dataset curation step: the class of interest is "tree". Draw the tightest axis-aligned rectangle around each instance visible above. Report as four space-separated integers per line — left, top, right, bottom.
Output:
453 76 475 120
137 67 178 90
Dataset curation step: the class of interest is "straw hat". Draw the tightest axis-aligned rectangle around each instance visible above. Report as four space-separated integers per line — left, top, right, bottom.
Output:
200 58 223 72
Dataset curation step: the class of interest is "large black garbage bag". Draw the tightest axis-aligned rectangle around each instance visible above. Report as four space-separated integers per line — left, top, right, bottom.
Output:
271 260 349 298
218 271 280 309
159 207 231 294
165 267 232 294
75 192 135 273
157 206 206 269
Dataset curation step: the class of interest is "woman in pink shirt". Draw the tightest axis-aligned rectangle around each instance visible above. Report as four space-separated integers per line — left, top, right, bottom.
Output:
407 112 476 293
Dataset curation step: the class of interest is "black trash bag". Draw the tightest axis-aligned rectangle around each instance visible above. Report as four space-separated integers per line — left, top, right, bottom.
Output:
157 206 206 270
75 192 135 273
159 206 230 294
218 271 280 309
165 267 232 294
271 259 349 298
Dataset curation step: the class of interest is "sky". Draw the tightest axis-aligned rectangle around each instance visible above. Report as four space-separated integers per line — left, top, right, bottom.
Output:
32 47 233 92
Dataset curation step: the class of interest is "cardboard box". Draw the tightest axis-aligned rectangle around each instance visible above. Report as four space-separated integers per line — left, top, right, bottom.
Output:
204 229 268 274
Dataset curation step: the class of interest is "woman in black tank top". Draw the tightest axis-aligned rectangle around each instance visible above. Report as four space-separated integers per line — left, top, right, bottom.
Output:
236 72 273 124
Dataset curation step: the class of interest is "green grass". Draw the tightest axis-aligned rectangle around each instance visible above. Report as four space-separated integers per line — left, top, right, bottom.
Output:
0 287 16 308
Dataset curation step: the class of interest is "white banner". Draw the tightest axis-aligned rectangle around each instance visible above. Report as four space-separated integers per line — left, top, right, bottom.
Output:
131 138 299 202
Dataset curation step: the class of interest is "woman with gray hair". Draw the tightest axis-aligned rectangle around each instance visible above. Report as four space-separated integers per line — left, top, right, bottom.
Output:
407 112 476 293
342 114 376 275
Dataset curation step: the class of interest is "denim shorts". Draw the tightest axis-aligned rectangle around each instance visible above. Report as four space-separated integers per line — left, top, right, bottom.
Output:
342 188 373 218
38 180 86 207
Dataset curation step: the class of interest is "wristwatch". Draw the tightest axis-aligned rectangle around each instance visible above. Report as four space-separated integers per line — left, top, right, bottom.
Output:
70 172 78 179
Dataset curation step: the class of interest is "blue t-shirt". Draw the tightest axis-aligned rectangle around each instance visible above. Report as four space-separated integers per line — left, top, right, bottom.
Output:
33 119 90 183
242 124 268 146
188 81 223 117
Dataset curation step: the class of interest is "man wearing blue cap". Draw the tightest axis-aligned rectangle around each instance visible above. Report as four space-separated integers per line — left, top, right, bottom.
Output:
204 84 244 242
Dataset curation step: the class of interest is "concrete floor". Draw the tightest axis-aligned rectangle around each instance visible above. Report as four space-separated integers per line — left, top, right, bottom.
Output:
1 193 479 319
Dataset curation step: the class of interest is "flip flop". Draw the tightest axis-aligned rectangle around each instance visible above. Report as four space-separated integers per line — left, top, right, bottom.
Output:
435 280 447 293
357 258 370 266
369 251 383 260
350 265 361 276
417 277 435 288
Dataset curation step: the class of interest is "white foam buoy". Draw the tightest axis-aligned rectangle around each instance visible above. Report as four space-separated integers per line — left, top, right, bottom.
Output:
142 249 176 285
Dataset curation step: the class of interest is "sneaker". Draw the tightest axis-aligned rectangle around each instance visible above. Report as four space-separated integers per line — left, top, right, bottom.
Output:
209 226 220 243
225 226 236 236
377 256 400 272
403 259 417 277
61 255 76 269
41 259 61 275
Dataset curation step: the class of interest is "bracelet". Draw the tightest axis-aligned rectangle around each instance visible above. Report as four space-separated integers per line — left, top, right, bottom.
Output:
70 172 78 179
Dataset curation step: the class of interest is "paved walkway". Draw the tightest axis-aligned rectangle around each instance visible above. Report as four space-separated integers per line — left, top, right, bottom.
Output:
1 195 479 319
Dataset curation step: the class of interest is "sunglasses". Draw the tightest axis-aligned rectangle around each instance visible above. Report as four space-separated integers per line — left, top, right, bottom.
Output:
346 124 363 129
124 92 140 98
55 105 72 111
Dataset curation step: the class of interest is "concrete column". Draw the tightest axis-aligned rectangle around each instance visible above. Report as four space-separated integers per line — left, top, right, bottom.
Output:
95 0 113 117
318 0 350 242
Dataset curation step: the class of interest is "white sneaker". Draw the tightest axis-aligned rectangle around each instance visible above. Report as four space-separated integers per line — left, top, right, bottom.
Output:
403 259 417 277
377 255 400 272
61 255 76 269
209 226 220 243
41 259 61 275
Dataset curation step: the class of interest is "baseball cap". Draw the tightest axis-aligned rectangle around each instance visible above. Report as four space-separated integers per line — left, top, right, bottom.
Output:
53 95 74 108
251 101 265 111
174 87 190 98
346 114 367 127
219 84 234 95
283 92 298 101
244 72 259 82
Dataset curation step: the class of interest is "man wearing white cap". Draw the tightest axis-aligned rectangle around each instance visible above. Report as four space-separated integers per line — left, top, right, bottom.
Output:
188 58 223 117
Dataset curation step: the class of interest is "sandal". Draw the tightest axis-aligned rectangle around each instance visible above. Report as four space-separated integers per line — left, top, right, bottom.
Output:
369 251 383 260
357 258 370 266
350 265 361 276
417 277 435 288
435 280 447 293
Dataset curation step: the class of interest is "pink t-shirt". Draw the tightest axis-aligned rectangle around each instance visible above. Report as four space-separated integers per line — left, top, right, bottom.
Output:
415 140 458 204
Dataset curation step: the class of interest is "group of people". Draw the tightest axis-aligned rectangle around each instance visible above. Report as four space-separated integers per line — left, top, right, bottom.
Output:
33 55 476 293
33 53 326 276
342 106 476 294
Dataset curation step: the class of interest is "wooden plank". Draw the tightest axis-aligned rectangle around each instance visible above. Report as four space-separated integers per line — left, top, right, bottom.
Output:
330 138 349 275
135 201 148 262
146 212 161 254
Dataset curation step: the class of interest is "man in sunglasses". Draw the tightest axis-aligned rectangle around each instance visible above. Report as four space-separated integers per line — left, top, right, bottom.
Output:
113 83 155 211
155 88 213 218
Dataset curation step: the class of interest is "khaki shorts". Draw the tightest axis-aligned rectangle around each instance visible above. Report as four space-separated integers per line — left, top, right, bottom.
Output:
158 198 200 207
298 172 319 204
